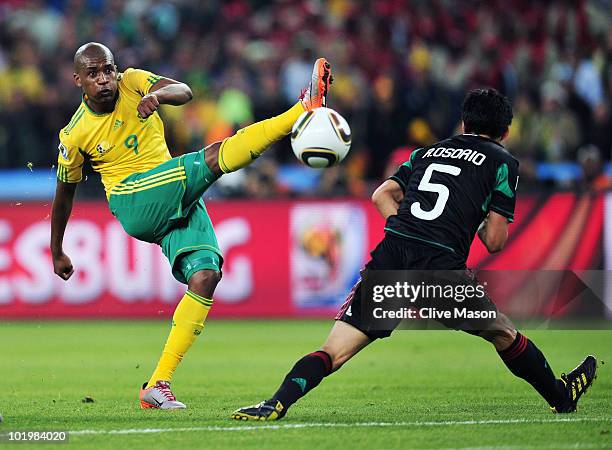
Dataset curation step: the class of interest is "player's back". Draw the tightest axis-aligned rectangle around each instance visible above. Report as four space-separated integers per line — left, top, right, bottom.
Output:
386 134 519 266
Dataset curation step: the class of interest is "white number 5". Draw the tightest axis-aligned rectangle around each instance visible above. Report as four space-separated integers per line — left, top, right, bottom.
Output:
410 163 461 221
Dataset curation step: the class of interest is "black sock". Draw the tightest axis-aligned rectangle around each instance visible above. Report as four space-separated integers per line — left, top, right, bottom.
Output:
498 333 566 407
272 351 332 409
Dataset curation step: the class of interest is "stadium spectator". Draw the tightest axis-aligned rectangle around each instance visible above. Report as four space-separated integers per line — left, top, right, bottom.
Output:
0 0 610 196
575 144 612 193
536 80 581 161
590 102 612 160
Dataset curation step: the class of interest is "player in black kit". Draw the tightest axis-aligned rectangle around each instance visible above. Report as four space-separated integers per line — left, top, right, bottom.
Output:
232 88 597 421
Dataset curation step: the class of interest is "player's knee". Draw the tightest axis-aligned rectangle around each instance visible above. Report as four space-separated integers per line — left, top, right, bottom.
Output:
480 313 517 350
203 141 223 177
495 313 516 335
205 141 222 154
187 269 221 298
320 345 352 372
320 348 342 372
491 328 517 351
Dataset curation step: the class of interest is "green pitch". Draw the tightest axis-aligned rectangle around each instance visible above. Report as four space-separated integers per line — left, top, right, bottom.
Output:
1 320 610 449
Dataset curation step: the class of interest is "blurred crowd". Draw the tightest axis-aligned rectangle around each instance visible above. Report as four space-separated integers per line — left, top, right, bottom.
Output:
0 0 611 198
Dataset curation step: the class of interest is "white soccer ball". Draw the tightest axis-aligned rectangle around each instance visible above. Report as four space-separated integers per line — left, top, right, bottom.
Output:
291 107 352 168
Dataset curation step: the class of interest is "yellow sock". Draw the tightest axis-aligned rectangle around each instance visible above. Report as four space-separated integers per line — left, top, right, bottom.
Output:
218 101 305 173
147 291 212 388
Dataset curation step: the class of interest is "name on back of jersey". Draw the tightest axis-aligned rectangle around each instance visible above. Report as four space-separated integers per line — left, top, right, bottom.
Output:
421 147 486 166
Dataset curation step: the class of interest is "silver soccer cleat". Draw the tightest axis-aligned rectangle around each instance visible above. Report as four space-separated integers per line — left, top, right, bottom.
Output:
139 380 186 410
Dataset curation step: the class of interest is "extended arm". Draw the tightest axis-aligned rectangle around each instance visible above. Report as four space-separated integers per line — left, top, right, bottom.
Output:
371 179 404 220
477 210 509 253
137 78 193 118
50 181 77 280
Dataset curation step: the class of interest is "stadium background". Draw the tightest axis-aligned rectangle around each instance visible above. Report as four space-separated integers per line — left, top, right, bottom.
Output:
0 0 611 320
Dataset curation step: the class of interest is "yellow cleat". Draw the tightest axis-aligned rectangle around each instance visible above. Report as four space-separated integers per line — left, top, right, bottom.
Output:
551 355 598 413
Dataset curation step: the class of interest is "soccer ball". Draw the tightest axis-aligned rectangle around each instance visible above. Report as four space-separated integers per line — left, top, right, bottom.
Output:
291 107 351 168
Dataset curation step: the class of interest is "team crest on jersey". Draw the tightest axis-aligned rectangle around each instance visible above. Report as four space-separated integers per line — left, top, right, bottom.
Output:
58 143 69 160
96 141 115 155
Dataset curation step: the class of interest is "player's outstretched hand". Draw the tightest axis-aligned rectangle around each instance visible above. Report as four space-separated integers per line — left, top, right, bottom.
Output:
53 253 74 281
137 93 159 119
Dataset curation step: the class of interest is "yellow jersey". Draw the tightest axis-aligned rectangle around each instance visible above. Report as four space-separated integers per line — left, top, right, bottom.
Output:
57 68 172 199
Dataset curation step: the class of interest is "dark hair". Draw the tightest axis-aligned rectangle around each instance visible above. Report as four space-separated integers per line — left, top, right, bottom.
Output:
461 88 513 140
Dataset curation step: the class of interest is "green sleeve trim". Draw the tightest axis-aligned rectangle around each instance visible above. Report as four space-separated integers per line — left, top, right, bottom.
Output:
482 163 515 213
481 192 491 213
494 163 514 198
401 148 424 171
146 74 163 94
56 164 82 183
57 165 65 182
147 75 162 86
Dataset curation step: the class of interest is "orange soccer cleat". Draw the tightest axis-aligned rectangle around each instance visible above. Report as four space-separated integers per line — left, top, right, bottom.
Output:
300 58 333 111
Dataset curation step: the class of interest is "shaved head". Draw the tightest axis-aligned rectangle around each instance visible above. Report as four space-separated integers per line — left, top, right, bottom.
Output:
74 42 114 73
73 42 118 112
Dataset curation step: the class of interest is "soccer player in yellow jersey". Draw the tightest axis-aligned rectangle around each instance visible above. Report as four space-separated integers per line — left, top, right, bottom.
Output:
50 42 332 409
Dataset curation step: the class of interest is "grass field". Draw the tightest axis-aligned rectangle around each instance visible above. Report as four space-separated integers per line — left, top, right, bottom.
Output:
1 320 610 449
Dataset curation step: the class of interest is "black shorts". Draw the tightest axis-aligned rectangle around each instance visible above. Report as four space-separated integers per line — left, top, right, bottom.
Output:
335 234 497 340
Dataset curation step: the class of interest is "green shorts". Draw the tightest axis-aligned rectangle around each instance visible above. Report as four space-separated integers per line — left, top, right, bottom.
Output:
109 148 223 284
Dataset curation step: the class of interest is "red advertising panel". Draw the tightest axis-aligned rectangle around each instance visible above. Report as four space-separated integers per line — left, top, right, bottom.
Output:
0 194 603 318
0 200 383 318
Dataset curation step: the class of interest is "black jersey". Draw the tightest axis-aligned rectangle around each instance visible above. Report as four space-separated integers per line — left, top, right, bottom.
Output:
385 134 519 265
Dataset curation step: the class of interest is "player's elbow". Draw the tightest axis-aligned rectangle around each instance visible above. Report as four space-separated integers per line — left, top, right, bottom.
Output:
371 189 387 207
183 84 193 102
481 212 510 254
485 241 504 254
372 182 395 205
484 234 507 254
371 190 380 205
173 81 193 102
